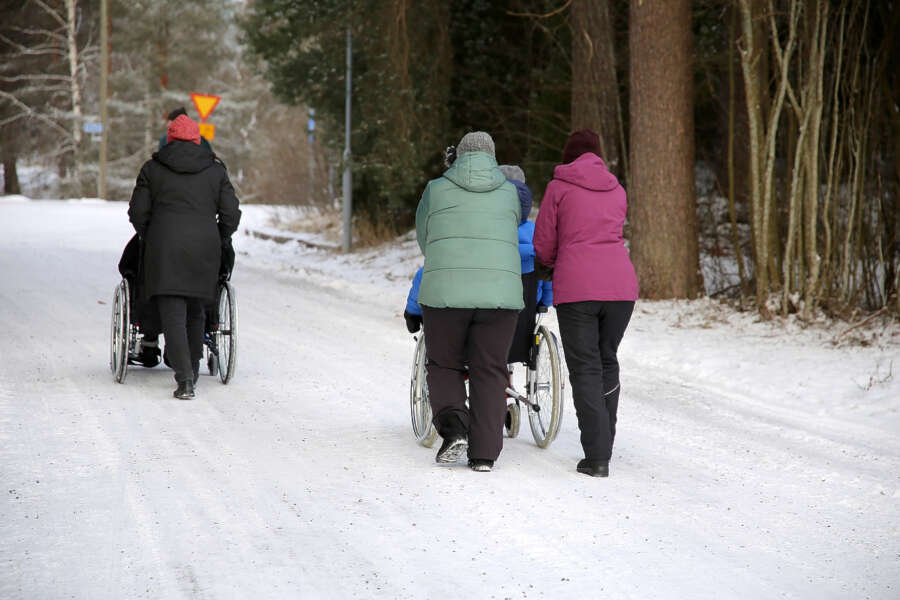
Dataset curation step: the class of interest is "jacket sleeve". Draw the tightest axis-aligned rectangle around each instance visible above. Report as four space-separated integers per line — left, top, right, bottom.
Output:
128 164 153 238
405 267 424 315
217 171 242 240
415 183 431 255
517 221 535 263
533 182 559 269
537 279 553 307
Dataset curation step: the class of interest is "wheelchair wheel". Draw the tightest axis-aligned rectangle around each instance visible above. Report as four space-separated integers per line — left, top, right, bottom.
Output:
109 279 130 383
505 402 521 438
527 326 563 448
215 282 238 384
410 334 437 447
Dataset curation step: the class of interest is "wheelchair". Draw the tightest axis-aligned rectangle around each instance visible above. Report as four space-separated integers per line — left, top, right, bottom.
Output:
409 306 565 449
110 236 238 385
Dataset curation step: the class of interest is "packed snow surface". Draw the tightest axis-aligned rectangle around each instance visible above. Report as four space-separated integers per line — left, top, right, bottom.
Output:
1 198 898 599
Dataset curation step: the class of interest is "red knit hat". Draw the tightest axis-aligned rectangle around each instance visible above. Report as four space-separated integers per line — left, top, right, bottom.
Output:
166 114 201 145
562 129 602 164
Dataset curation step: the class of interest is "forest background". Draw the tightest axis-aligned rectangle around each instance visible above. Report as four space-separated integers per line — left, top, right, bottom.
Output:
1 0 898 320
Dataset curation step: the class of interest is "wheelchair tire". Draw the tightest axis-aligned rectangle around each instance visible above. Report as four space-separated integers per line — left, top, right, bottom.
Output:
410 334 437 448
505 402 521 438
215 282 238 384
110 279 130 384
527 326 563 448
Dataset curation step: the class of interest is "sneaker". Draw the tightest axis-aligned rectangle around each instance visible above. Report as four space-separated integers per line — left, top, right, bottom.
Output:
435 436 468 464
468 458 494 472
576 458 609 477
173 380 195 400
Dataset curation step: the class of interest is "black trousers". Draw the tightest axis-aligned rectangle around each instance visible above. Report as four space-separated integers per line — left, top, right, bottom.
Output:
157 295 205 384
556 301 634 461
508 272 538 364
421 306 518 461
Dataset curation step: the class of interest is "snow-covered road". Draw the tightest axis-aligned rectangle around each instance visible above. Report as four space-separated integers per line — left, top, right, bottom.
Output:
1 199 898 599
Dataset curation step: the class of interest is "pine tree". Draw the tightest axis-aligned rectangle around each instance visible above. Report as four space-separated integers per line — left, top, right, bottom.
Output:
628 0 701 299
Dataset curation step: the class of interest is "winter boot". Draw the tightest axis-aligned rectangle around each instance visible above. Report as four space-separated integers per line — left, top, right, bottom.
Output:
468 458 494 472
577 458 609 477
435 436 468 464
173 380 195 400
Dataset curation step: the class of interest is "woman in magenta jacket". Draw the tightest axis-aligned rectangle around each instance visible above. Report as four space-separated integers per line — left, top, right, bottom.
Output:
533 129 639 477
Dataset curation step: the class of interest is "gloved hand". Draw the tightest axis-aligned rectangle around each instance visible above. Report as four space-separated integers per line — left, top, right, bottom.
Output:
404 310 423 333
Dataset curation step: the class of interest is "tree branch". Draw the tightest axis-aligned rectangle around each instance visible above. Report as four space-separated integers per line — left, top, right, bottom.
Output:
507 0 573 20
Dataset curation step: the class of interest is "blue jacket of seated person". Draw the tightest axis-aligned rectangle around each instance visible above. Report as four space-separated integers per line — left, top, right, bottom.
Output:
512 178 552 304
406 240 552 316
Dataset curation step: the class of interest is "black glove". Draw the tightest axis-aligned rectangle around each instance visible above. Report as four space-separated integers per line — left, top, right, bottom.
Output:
404 310 423 333
219 237 235 282
535 259 554 281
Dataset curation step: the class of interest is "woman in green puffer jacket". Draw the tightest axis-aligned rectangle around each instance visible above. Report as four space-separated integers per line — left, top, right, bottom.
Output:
415 131 523 473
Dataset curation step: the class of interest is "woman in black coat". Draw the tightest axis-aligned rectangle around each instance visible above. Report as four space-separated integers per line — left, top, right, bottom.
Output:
128 114 241 399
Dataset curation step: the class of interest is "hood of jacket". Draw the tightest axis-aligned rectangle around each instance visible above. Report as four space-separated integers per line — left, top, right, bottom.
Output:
443 151 507 193
153 140 215 174
553 152 619 192
510 179 532 224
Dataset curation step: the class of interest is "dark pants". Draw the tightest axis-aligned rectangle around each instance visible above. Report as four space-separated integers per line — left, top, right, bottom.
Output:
157 295 205 384
556 301 634 461
508 272 538 364
135 297 162 341
421 306 518 461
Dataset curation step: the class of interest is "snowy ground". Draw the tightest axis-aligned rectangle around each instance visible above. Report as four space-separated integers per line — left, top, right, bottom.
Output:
1 197 898 599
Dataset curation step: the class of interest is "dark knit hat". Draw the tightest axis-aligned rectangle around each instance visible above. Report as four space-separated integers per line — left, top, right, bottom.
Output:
166 106 187 122
562 129 602 164
166 114 201 145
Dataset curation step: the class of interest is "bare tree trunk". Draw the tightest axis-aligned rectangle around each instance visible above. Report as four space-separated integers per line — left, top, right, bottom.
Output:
628 0 701 299
738 0 800 314
737 0 769 311
65 0 82 153
65 0 84 191
819 2 849 305
727 4 749 296
2 145 20 194
144 85 154 158
571 0 622 176
782 99 811 314
802 1 828 318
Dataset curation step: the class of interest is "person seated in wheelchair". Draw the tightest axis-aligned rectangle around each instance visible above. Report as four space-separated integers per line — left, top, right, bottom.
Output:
203 237 236 334
404 163 552 366
118 233 163 368
117 233 236 368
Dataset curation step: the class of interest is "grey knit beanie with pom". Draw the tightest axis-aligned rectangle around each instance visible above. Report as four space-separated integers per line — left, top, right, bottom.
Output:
456 131 495 158
499 164 525 183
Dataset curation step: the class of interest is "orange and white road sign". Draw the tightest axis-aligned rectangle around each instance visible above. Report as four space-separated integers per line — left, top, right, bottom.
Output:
198 122 215 141
190 93 221 122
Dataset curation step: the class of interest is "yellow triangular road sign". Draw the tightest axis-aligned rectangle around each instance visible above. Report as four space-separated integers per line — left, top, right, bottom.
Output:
191 93 221 121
